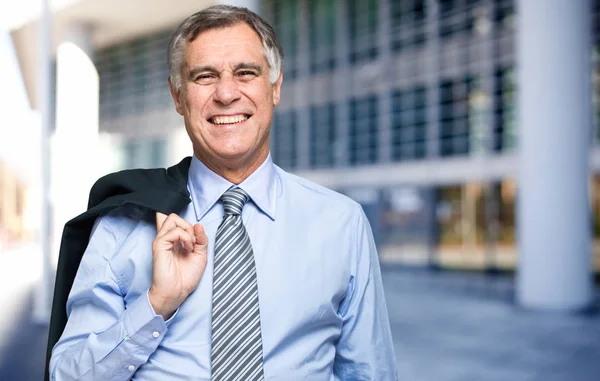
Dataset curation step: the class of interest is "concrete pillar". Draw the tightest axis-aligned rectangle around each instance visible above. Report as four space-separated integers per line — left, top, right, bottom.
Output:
516 0 592 310
377 0 392 163
334 0 350 167
51 24 99 265
425 0 440 158
295 0 310 170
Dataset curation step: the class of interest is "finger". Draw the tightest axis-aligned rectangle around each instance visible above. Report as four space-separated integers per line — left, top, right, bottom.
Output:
194 224 208 246
157 213 196 244
158 227 195 252
155 212 168 230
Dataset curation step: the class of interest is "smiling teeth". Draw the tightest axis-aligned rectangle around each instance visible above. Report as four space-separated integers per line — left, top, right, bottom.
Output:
211 115 248 125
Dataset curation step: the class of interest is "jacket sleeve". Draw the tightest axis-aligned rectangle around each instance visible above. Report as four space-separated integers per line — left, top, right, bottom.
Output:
333 205 399 380
49 215 172 381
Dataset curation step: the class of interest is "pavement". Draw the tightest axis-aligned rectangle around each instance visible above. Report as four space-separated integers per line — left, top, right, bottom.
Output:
0 244 599 381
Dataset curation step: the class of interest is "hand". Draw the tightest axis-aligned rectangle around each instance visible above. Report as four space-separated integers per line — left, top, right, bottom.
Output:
148 212 208 320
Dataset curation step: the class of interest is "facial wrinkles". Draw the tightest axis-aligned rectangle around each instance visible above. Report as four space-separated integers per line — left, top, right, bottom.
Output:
186 38 270 81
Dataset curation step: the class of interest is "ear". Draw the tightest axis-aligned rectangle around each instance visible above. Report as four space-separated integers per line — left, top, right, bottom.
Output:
272 72 283 106
168 77 184 115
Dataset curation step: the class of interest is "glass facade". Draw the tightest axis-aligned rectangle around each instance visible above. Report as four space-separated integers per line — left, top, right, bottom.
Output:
123 138 168 169
347 0 379 64
96 30 172 121
272 0 298 79
349 95 378 166
271 110 298 169
391 0 426 52
392 88 427 161
439 77 473 156
309 103 336 168
309 0 336 73
438 0 478 38
493 67 516 152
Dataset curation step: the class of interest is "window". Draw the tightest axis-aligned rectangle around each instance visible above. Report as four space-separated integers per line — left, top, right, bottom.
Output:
272 0 298 79
349 95 378 165
149 139 167 168
391 0 426 51
271 110 297 169
439 77 474 156
310 103 336 168
124 140 141 169
438 0 479 39
392 88 427 161
494 67 516 152
98 46 125 120
123 138 167 169
131 38 149 114
309 0 336 73
96 29 173 121
348 0 379 64
494 0 515 30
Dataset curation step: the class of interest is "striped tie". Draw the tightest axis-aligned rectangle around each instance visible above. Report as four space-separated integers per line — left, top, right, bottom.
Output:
211 187 264 381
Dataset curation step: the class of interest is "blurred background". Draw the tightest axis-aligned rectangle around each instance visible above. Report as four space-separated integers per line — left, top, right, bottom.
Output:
0 0 599 380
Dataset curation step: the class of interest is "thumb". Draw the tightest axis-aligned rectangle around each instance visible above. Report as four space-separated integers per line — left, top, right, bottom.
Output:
193 224 208 249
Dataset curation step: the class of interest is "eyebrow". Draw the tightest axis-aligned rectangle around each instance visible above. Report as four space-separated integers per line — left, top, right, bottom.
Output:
233 62 263 73
187 62 263 80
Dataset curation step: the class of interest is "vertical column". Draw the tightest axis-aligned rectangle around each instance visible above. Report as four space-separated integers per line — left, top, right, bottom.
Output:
377 0 393 163
478 0 499 271
425 0 441 266
51 24 99 264
516 0 592 310
295 0 311 169
335 0 351 167
33 0 53 324
425 0 440 158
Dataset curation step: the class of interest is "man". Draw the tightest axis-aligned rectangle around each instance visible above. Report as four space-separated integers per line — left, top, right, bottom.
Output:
49 5 397 380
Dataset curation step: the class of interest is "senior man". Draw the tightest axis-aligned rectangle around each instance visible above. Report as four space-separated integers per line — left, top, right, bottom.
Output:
48 5 397 380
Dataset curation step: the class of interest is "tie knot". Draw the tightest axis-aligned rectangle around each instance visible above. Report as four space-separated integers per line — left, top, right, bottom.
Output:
221 187 249 216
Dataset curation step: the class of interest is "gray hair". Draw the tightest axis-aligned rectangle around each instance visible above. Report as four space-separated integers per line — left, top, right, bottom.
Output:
168 5 284 91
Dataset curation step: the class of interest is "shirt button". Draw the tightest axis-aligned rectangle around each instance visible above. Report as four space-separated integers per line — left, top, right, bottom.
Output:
152 331 160 338
128 365 135 371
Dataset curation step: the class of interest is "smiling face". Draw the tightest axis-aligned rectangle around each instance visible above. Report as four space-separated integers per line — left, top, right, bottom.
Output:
169 22 283 181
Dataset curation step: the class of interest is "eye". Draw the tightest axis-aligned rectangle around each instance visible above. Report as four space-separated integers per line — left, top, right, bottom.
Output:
195 73 217 84
236 70 257 79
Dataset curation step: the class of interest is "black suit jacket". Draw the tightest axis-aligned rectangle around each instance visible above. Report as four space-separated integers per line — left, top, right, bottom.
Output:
44 157 193 381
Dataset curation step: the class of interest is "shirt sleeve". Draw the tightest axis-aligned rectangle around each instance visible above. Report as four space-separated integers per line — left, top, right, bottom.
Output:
49 215 174 381
334 205 399 381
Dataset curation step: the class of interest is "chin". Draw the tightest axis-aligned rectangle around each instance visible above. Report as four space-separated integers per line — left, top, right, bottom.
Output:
214 148 252 163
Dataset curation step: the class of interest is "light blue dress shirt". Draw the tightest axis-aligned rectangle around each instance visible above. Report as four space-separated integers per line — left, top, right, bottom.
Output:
50 154 398 380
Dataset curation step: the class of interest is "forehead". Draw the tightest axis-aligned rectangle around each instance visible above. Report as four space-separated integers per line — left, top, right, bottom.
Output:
184 23 266 66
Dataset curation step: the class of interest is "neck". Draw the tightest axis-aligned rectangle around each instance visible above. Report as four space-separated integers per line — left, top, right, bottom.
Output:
194 148 268 184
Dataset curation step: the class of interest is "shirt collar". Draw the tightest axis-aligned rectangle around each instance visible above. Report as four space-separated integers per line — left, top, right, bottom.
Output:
187 153 278 221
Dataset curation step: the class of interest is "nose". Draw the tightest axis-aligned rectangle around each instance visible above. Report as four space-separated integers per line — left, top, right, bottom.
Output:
213 74 241 105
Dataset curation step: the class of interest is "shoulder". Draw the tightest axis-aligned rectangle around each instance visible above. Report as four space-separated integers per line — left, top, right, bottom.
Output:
92 204 154 255
275 166 365 221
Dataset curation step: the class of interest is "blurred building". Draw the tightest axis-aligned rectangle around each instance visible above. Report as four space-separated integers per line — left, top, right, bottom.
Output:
7 0 598 275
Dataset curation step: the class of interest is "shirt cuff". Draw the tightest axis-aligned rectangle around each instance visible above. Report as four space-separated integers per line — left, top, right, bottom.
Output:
144 289 180 327
123 291 171 347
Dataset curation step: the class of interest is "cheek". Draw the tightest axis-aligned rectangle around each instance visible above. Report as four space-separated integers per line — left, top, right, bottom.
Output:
183 88 210 115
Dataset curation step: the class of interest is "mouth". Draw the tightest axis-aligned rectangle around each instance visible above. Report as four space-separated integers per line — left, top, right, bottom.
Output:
208 114 251 125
